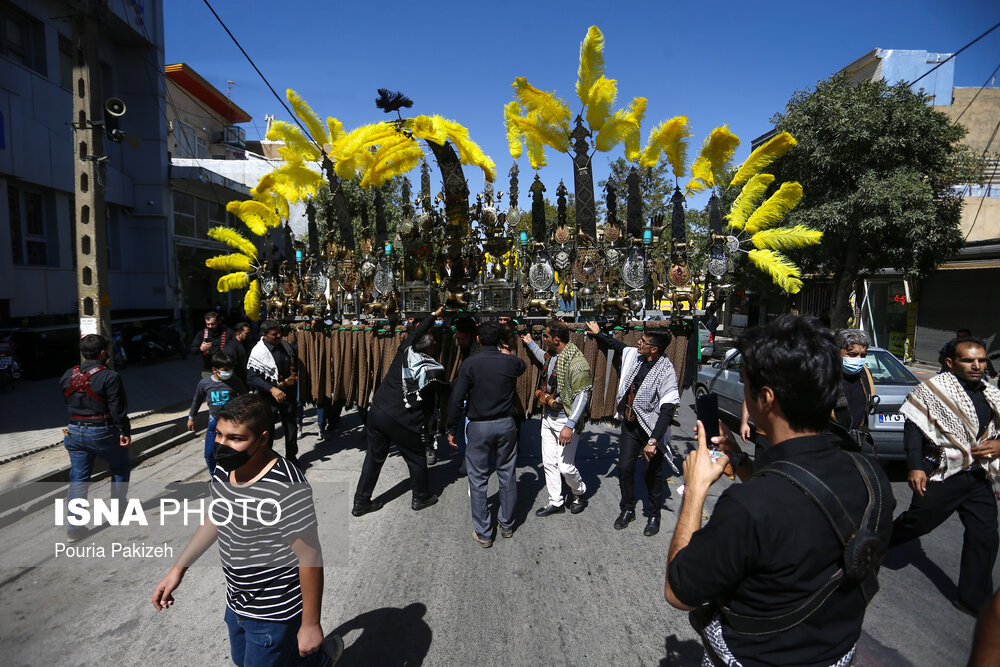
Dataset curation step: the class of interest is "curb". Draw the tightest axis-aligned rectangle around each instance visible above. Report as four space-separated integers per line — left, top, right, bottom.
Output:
0 411 208 529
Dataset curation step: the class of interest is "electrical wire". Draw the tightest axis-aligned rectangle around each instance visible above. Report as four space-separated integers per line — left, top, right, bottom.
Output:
199 0 321 149
963 115 1000 241
955 61 1000 124
908 20 1000 88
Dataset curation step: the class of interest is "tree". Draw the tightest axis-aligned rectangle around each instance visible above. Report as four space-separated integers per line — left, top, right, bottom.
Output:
769 73 974 326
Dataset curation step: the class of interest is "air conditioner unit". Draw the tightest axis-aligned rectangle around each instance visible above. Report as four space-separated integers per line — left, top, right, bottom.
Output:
220 125 245 149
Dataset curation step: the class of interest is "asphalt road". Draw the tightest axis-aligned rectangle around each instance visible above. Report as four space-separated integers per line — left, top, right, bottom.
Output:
0 394 993 666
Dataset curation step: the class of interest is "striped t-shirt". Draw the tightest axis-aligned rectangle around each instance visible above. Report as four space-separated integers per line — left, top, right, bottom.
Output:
211 456 317 621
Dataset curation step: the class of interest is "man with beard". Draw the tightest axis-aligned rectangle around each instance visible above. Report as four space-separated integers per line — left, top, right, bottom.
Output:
890 336 1000 616
190 311 236 379
521 320 592 516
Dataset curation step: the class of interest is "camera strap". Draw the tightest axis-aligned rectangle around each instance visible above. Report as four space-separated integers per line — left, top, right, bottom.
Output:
719 452 883 636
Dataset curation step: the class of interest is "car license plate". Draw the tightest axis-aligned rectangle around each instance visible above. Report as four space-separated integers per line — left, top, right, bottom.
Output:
877 413 904 423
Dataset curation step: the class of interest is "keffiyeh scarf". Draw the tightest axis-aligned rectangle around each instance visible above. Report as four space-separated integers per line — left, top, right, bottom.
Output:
555 342 592 416
247 339 278 383
619 353 678 437
402 347 445 409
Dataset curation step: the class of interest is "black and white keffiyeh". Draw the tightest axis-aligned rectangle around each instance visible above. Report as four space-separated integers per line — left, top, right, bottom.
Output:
402 347 445 409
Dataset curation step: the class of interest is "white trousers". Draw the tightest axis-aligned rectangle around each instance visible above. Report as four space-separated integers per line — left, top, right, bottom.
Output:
540 413 586 506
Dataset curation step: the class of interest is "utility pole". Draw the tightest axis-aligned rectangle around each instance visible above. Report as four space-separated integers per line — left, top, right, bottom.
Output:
71 2 112 361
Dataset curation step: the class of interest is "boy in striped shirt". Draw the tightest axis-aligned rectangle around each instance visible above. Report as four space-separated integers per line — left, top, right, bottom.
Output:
153 393 342 665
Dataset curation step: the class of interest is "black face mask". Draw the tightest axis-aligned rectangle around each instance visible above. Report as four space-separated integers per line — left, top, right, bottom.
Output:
214 439 261 472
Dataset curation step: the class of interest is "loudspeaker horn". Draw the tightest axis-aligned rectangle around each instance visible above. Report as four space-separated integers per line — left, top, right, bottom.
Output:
105 98 126 117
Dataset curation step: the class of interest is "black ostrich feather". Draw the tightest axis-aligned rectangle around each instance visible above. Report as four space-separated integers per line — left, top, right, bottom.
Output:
375 89 414 114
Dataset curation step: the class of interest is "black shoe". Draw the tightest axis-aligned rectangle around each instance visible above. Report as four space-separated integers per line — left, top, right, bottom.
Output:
643 515 661 536
614 509 636 530
351 499 383 517
568 494 587 514
411 494 439 511
535 504 565 517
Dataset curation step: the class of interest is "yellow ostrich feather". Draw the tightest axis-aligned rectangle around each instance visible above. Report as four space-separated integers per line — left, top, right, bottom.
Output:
266 120 320 162
525 132 546 170
326 117 344 146
576 25 605 108
504 102 524 160
750 225 823 251
685 179 708 196
748 249 803 293
269 163 324 204
205 253 255 272
439 118 497 182
252 187 290 221
511 112 570 154
407 115 448 145
640 116 691 177
331 122 397 179
286 89 328 146
217 271 250 293
585 76 617 133
243 279 262 322
595 97 646 154
230 200 281 235
208 225 258 259
730 131 797 187
744 182 803 234
361 141 424 189
512 77 571 129
689 125 740 190
727 173 775 230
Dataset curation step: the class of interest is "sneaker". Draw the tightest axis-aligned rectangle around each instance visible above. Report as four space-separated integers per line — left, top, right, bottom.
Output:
321 634 344 666
535 504 565 517
66 527 87 543
500 527 514 539
473 530 494 548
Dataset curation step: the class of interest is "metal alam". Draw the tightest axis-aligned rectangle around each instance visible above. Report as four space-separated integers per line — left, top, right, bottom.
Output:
201 26 821 326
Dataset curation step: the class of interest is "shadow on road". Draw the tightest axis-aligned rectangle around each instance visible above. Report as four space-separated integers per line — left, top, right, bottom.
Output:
882 539 957 602
330 602 432 666
660 634 706 666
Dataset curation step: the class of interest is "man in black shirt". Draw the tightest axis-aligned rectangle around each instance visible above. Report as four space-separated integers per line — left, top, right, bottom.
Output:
447 321 527 546
353 307 447 517
891 336 1000 615
190 311 236 378
60 334 132 541
247 321 299 464
586 322 680 536
665 316 895 666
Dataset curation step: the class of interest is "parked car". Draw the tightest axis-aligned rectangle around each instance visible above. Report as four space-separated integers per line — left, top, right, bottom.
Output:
695 346 919 461
698 321 715 360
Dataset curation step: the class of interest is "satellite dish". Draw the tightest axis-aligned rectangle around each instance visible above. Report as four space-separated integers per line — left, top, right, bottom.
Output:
105 98 126 117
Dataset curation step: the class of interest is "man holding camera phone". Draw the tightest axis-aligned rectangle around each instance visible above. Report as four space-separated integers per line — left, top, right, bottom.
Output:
664 317 894 666
585 322 680 536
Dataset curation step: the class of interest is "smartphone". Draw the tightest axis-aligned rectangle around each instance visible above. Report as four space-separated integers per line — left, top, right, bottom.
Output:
696 393 720 447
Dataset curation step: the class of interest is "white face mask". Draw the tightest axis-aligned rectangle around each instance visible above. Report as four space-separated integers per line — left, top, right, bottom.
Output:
217 370 233 381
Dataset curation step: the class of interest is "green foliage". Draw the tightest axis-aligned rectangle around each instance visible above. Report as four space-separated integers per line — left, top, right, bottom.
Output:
767 73 974 324
597 156 677 224
314 176 406 252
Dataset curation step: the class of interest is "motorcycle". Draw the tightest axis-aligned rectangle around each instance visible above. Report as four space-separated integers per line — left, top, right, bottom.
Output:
119 320 186 364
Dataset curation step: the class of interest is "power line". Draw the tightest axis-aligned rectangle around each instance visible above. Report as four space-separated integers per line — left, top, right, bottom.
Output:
199 0 319 148
908 20 1000 88
955 61 1000 124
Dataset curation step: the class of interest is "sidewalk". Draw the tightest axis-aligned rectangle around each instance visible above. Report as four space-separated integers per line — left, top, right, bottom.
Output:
0 355 207 467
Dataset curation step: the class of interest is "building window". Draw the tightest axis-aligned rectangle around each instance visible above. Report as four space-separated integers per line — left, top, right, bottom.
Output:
8 186 51 266
0 3 46 76
59 37 73 90
173 191 195 237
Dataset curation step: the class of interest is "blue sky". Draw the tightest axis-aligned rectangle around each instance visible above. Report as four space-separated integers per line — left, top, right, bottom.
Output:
165 0 1000 210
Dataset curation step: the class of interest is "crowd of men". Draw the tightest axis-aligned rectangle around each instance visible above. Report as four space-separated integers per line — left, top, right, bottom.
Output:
56 311 1000 665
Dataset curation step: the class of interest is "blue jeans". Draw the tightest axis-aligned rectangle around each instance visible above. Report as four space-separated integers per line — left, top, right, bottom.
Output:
64 422 130 504
205 416 218 473
224 608 324 667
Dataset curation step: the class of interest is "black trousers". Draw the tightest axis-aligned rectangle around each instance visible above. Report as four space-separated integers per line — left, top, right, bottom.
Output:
274 401 297 460
619 421 667 517
355 404 431 503
890 467 999 611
